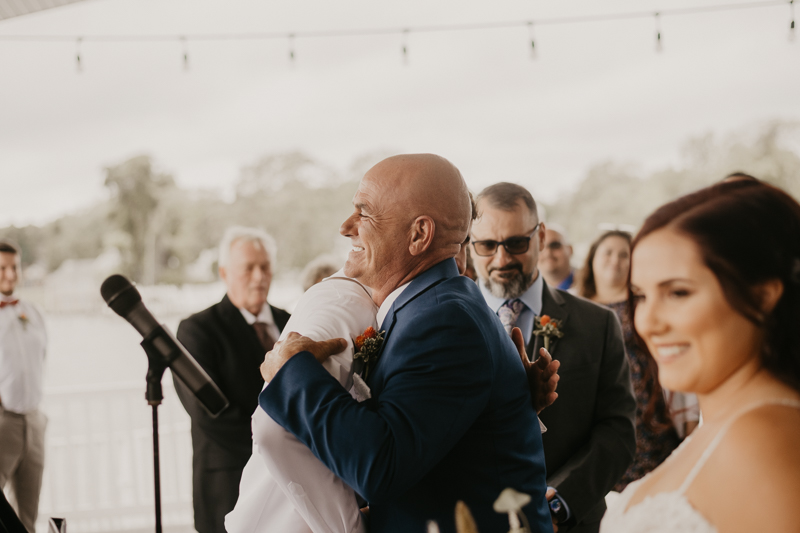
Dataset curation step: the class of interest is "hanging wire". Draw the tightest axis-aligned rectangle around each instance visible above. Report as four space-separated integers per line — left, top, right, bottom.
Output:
0 0 785 44
401 28 409 65
288 33 295 63
527 21 536 58
655 12 663 51
75 36 82 72
180 36 189 70
790 0 796 41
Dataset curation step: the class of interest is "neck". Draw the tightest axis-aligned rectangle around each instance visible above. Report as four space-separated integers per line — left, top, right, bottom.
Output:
370 256 448 306
592 283 627 304
543 269 570 288
696 358 769 423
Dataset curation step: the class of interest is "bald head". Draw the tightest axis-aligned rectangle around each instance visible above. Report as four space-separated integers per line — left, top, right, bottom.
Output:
340 153 472 304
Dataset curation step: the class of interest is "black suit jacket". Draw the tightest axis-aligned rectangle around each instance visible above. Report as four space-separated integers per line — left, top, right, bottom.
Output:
529 283 636 533
173 295 291 469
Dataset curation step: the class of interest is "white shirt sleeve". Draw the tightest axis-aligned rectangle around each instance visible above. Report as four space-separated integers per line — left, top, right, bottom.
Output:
226 276 377 533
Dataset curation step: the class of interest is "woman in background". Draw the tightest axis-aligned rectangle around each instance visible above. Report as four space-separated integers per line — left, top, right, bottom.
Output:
577 230 685 490
601 179 800 532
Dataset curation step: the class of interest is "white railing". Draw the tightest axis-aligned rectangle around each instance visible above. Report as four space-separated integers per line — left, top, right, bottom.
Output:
36 380 195 533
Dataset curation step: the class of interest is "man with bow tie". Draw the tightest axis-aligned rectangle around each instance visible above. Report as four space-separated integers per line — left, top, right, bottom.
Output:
470 182 636 533
173 227 290 533
0 240 47 533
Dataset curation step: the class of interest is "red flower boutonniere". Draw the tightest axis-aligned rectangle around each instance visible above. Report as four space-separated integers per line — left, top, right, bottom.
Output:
533 315 564 351
18 312 29 330
353 326 385 380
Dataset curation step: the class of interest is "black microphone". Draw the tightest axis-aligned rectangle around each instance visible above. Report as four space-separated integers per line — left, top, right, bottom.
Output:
101 274 229 416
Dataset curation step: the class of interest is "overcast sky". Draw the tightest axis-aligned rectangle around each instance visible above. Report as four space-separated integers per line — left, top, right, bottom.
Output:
1 0 798 227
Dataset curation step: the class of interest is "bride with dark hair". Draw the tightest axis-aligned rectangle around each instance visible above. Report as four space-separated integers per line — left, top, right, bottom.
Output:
600 179 800 532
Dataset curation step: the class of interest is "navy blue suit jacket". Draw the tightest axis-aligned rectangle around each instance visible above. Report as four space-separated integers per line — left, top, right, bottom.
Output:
259 259 553 533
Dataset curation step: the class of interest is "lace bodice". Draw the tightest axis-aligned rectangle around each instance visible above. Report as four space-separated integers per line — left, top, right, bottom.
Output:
601 399 800 533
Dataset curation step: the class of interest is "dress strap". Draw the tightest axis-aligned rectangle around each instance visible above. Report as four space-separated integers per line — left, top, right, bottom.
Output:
677 398 800 494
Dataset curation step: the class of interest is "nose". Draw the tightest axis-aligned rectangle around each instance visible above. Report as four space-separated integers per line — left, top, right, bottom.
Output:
340 212 357 238
492 245 515 268
634 296 666 339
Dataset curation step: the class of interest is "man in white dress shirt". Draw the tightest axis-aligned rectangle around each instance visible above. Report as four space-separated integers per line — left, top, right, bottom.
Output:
0 240 47 533
226 270 376 533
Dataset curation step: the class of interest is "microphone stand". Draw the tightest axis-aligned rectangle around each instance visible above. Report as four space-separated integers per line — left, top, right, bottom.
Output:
142 332 167 533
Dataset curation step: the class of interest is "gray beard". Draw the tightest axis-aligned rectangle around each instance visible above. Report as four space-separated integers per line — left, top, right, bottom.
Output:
481 270 535 300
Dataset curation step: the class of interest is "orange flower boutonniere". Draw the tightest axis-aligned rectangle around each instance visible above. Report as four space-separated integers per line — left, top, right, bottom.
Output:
352 326 385 380
18 312 30 330
533 315 564 351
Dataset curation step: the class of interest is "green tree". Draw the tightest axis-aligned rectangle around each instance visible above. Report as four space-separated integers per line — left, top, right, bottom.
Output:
104 155 175 282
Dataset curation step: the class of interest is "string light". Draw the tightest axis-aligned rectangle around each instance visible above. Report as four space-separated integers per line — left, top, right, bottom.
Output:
527 21 536 58
75 36 82 72
402 29 409 65
655 12 663 52
180 36 189 70
0 0 787 70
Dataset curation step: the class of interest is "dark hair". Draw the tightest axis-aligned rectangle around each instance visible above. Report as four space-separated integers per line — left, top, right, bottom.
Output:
476 182 538 218
631 180 800 392
722 171 759 183
0 240 20 255
576 230 632 300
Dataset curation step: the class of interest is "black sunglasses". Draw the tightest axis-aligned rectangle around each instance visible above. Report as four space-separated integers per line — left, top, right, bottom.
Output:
471 223 541 257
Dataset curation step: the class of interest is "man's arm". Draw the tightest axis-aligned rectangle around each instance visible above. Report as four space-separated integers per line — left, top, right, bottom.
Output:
260 303 495 503
546 310 636 526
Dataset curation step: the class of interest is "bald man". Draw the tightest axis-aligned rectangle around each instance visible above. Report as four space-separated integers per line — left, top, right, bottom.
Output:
259 155 553 533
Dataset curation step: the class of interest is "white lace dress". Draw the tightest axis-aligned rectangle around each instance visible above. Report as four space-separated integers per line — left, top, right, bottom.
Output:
601 399 800 533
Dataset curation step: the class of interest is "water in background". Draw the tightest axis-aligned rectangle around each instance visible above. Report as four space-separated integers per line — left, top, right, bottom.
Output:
15 279 303 533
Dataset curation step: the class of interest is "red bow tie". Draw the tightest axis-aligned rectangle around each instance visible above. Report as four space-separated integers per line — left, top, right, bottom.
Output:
0 300 19 308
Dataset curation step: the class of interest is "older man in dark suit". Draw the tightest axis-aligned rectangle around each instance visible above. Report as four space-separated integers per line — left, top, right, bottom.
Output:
471 183 636 533
173 226 290 533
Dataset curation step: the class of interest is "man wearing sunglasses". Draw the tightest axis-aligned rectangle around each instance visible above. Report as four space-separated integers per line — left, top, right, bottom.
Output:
539 224 575 291
471 183 635 533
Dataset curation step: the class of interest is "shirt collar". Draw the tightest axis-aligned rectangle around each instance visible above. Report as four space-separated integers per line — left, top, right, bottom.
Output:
376 282 411 329
1 294 18 303
239 302 275 326
480 272 544 316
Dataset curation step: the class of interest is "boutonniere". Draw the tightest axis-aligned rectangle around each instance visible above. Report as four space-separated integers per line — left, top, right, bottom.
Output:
533 315 564 351
18 312 29 330
352 326 385 380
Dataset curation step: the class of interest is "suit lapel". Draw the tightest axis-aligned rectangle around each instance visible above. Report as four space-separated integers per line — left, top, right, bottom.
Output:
527 282 569 361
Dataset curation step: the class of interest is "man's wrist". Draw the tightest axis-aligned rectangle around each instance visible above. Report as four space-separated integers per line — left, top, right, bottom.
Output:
547 486 572 524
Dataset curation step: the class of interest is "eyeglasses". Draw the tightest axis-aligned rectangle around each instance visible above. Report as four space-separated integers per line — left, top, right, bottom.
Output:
546 241 564 251
471 224 541 257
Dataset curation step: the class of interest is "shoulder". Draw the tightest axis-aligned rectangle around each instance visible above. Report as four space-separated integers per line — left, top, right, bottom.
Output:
178 299 227 334
556 288 617 320
701 401 800 528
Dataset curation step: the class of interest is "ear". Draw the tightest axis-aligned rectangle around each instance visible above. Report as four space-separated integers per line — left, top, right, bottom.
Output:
537 222 547 252
218 265 228 283
409 216 436 256
756 279 784 314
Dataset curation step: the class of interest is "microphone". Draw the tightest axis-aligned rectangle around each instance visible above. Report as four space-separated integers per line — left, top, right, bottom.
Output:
101 274 229 416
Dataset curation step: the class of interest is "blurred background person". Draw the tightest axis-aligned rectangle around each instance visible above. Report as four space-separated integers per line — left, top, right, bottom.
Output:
300 254 341 292
173 227 291 533
539 223 575 291
602 179 800 532
0 240 47 533
576 230 691 491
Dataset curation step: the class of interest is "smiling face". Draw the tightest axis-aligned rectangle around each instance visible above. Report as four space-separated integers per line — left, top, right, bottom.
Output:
219 238 272 316
339 167 413 296
0 252 19 296
592 235 631 292
631 228 762 394
470 200 544 299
